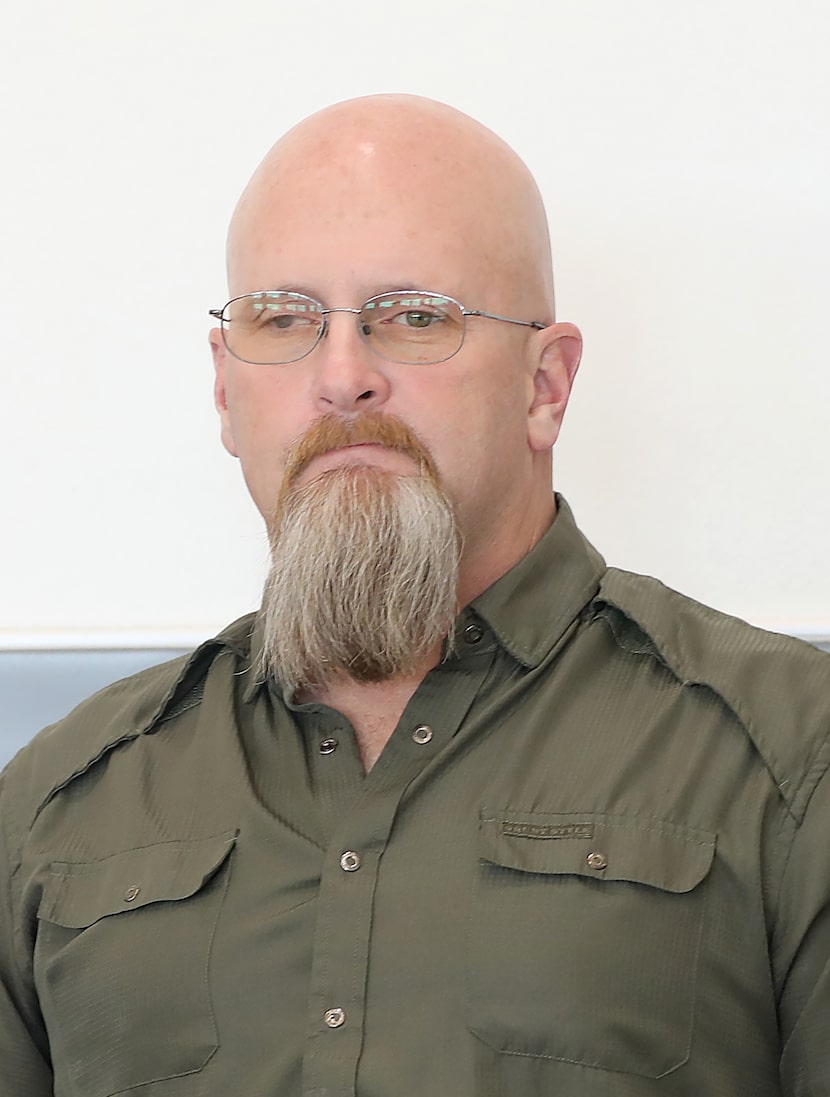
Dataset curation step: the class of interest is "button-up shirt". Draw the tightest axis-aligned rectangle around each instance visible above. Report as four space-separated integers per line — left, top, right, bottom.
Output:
2 499 830 1096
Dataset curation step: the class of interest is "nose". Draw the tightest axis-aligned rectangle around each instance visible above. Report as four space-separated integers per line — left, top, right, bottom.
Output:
311 310 392 414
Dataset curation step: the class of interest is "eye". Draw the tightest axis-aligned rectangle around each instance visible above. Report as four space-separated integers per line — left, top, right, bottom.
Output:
252 302 319 331
392 309 443 329
268 311 314 330
360 293 459 347
376 296 449 328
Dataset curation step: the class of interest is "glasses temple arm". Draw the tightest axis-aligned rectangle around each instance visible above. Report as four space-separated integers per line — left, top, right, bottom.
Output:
465 309 546 330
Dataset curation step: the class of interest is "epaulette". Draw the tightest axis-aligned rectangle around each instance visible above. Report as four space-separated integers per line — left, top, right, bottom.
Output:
596 569 830 822
3 613 257 829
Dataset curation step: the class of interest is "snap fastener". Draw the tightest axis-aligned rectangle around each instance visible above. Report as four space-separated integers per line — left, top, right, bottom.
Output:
319 737 338 755
324 1007 345 1028
586 851 608 871
411 724 433 745
340 850 361 872
463 623 484 645
124 886 141 902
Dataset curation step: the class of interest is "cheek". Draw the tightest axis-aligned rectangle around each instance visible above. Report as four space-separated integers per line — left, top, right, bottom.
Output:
224 376 305 516
418 385 526 497
451 369 530 444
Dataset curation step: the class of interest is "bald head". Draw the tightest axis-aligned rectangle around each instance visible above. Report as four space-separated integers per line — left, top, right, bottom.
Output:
227 94 555 319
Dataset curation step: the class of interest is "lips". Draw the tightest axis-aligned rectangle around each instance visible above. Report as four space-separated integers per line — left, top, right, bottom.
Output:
284 412 440 486
305 442 418 478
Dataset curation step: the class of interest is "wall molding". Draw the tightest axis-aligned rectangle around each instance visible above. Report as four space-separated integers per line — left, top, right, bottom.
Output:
0 630 214 653
1 622 828 653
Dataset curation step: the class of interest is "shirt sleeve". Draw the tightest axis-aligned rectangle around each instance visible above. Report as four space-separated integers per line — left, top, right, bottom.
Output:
775 760 830 1095
0 769 54 1095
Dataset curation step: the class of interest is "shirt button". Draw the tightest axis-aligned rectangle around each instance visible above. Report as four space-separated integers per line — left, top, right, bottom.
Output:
586 851 608 871
324 1007 345 1028
411 724 433 745
339 850 361 872
319 737 338 755
124 886 141 902
463 623 484 645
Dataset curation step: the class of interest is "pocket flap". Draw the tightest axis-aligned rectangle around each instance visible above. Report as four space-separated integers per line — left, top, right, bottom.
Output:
479 812 714 894
40 832 237 928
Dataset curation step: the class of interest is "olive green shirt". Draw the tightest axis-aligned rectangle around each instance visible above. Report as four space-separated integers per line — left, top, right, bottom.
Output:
2 499 830 1097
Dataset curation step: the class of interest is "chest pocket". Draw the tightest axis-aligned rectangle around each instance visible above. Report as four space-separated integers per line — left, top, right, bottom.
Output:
468 811 714 1079
34 833 236 1097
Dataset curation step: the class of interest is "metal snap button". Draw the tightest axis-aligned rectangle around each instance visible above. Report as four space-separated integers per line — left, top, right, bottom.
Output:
324 1007 345 1028
463 623 484 645
319 737 338 755
411 724 434 745
586 851 608 871
340 850 361 872
124 886 141 902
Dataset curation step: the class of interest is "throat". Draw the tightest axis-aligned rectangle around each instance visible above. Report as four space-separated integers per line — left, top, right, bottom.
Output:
300 662 436 773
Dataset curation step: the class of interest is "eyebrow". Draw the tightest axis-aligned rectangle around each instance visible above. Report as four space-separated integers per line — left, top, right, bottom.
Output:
249 282 436 303
269 283 322 300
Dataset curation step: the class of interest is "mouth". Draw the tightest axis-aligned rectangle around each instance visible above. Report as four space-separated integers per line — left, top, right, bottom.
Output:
302 443 419 478
283 412 440 492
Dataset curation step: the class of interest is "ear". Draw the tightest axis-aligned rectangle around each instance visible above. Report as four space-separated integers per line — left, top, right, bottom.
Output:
210 327 240 458
527 322 582 453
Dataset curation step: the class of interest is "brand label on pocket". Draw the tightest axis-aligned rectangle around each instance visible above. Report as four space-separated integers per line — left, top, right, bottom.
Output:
501 821 594 840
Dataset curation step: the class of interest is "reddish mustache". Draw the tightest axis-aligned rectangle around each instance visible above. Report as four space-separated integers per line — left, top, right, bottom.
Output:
284 413 440 485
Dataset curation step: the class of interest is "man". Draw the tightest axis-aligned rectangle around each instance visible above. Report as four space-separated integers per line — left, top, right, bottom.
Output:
1 95 829 1096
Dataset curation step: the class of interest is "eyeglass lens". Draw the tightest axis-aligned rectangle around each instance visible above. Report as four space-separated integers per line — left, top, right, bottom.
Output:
223 291 466 365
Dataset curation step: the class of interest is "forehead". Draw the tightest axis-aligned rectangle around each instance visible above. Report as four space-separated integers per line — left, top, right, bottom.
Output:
227 116 540 304
233 171 503 300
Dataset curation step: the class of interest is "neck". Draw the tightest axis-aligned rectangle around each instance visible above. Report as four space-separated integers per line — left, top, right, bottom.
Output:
455 490 557 607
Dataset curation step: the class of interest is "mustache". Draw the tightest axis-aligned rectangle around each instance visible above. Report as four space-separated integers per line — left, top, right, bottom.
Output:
283 412 441 487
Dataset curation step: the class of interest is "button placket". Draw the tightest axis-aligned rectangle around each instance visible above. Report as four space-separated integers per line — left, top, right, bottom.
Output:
303 651 495 1095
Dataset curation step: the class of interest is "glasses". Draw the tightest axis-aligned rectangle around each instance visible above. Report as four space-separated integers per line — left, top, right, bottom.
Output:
209 289 546 366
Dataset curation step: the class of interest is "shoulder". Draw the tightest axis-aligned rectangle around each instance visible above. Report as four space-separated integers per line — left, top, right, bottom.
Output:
596 568 830 819
0 614 257 838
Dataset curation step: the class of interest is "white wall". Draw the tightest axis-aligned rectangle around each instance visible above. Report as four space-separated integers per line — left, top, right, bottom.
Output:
2 0 828 647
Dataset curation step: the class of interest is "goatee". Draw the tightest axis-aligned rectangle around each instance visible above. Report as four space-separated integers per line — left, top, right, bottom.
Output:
261 413 460 696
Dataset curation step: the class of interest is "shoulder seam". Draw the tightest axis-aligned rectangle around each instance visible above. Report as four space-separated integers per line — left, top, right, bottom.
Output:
13 620 257 831
595 571 830 822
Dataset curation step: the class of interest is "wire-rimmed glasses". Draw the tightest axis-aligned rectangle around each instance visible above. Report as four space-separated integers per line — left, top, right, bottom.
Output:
209 289 546 366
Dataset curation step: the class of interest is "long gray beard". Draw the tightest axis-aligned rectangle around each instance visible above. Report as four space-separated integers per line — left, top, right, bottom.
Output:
262 465 459 696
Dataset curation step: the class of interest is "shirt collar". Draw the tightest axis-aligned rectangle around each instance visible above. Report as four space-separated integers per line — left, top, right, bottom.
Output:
467 495 606 668
244 613 269 702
